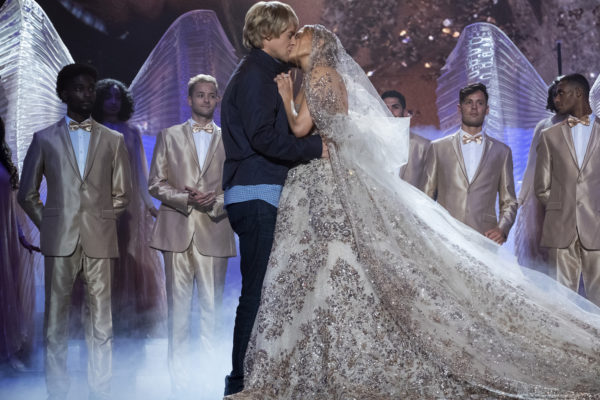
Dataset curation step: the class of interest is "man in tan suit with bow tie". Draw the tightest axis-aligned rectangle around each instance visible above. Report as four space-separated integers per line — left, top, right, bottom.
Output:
149 74 236 396
381 90 430 188
535 73 600 306
18 64 131 400
422 83 517 244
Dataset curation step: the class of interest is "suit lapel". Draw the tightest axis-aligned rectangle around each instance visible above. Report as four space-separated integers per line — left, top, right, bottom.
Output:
470 137 493 185
183 123 201 171
83 120 102 181
451 132 469 183
200 124 220 177
581 118 600 172
58 119 83 182
560 123 579 169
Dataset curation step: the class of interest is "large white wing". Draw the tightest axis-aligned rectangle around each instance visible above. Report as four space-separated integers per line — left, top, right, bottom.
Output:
591 74 600 117
0 0 74 171
129 10 238 136
436 22 554 268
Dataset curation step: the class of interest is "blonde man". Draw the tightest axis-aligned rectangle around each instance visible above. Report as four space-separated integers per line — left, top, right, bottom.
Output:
221 1 326 395
149 74 236 396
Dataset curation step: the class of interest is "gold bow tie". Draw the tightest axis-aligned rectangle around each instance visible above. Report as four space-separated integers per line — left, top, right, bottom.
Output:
462 133 482 145
68 119 92 132
567 115 591 128
192 123 213 133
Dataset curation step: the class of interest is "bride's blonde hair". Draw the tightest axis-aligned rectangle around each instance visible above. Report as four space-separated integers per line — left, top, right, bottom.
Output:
243 1 299 50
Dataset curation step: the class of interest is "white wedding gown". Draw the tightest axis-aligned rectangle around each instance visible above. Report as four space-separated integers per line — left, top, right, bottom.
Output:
230 25 600 399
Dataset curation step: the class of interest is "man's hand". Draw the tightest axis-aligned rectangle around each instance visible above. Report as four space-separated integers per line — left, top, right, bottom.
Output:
185 186 216 208
484 226 506 245
321 140 329 159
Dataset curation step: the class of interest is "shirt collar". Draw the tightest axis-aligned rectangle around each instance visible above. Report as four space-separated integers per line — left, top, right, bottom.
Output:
248 48 292 76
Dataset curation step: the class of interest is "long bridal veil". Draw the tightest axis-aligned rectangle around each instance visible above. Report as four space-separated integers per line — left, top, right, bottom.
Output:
307 24 600 397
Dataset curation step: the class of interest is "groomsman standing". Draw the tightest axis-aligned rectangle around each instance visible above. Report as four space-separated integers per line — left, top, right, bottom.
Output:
381 90 430 188
422 83 517 244
18 63 131 400
149 74 236 396
535 73 600 306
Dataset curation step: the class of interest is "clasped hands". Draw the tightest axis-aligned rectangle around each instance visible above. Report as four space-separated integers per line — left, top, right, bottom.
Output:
484 226 506 245
185 186 216 209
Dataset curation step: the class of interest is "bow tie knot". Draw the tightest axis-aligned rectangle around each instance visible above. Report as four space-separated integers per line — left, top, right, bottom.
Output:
462 133 483 145
68 119 92 132
192 122 213 133
567 115 591 128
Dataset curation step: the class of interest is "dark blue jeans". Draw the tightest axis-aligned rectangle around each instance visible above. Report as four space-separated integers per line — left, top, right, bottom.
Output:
224 200 277 395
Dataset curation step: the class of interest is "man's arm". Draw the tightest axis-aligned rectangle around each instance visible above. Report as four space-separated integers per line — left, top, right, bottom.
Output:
237 71 322 162
421 142 438 197
148 130 191 215
17 132 44 228
496 148 518 236
111 134 131 217
534 130 552 206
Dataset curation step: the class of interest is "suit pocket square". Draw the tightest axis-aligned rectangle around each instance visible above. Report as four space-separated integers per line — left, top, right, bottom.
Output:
546 202 562 210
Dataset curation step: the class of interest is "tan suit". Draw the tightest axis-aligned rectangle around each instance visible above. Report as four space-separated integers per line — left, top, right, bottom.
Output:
18 118 130 399
534 118 600 305
422 131 517 237
400 132 430 188
148 121 235 393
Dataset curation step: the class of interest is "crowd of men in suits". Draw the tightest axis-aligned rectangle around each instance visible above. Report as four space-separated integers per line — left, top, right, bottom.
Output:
384 74 599 308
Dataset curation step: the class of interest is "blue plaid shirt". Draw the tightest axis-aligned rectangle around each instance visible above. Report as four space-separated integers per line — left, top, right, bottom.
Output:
224 184 283 208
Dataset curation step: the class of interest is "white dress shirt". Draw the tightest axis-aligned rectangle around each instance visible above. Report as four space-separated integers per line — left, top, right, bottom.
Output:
65 116 91 178
189 119 213 170
459 129 485 183
571 113 594 168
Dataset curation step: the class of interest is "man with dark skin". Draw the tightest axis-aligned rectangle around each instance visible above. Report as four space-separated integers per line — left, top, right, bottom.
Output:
18 64 131 400
535 73 600 306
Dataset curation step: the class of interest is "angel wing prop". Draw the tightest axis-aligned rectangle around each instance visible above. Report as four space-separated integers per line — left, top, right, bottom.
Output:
0 0 74 261
436 22 554 269
590 74 600 117
129 10 238 136
0 0 74 171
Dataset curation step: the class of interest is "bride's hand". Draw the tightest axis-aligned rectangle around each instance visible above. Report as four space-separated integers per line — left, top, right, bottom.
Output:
275 72 293 103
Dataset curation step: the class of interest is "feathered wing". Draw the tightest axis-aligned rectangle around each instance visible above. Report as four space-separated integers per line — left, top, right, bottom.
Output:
0 0 74 261
129 10 238 136
436 22 553 268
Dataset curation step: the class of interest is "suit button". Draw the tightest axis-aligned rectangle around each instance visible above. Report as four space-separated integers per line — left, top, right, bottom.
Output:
577 176 582 183
81 183 87 190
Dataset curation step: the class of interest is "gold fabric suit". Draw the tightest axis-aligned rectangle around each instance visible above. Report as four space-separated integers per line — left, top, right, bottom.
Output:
535 118 600 305
421 131 517 237
399 132 430 189
18 118 131 399
148 121 235 393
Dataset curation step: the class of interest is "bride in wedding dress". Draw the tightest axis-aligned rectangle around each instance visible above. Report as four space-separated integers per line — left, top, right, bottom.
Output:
228 24 600 399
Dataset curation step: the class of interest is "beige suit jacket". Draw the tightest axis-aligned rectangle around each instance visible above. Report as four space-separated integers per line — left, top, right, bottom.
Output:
18 118 131 258
400 132 430 188
534 118 600 249
149 122 236 257
422 131 517 236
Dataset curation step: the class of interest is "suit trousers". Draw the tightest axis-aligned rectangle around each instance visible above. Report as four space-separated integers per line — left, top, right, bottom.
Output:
45 242 112 399
548 232 600 306
224 200 277 395
163 243 228 393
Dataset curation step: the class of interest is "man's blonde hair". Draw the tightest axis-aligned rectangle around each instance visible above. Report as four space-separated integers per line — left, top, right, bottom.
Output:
242 1 299 49
187 74 218 97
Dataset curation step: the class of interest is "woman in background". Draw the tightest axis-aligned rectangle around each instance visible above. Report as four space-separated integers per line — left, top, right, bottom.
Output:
93 79 166 337
0 116 38 369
